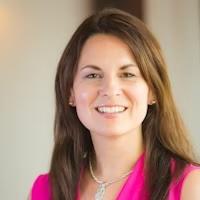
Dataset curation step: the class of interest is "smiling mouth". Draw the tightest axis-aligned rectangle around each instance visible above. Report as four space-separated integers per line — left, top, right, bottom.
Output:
95 106 128 114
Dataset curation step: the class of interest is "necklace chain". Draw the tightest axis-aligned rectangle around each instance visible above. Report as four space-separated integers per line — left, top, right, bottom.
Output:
89 158 133 200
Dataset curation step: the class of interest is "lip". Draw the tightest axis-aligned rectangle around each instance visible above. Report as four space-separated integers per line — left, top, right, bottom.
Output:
95 104 128 108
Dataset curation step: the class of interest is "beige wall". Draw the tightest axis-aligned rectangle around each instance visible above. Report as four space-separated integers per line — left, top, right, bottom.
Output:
0 1 91 199
144 0 200 155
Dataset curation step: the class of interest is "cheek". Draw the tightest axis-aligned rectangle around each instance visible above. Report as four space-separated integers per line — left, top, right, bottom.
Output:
73 86 96 129
75 92 89 109
129 84 149 103
74 85 95 107
138 89 149 102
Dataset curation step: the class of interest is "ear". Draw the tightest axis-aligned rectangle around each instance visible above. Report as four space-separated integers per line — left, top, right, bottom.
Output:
69 89 76 107
148 89 156 105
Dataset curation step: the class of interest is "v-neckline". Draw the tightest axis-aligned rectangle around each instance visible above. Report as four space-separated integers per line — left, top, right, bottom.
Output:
76 152 145 200
115 152 145 199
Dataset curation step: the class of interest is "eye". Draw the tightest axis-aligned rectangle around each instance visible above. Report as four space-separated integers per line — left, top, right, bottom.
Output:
120 72 135 78
85 73 102 79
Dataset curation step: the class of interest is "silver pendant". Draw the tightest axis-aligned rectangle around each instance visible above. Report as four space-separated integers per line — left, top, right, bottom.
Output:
95 183 106 200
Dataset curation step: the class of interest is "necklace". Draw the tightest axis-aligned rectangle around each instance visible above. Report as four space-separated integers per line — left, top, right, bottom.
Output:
89 158 133 200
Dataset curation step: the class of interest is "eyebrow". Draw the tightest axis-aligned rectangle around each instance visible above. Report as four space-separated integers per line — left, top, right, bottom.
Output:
80 64 138 71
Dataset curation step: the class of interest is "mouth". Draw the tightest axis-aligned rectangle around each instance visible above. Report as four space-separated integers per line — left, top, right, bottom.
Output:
95 105 128 114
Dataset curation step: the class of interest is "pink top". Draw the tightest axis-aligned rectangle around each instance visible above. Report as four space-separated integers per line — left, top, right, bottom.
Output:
31 154 199 200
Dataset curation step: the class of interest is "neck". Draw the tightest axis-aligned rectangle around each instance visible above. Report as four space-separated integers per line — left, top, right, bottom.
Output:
89 130 144 181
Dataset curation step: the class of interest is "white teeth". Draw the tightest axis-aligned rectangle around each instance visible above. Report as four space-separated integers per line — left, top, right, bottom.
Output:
97 106 126 113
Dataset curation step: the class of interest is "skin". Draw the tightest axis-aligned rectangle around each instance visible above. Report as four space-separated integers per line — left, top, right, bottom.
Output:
70 33 152 180
70 34 200 199
181 170 200 200
70 33 153 199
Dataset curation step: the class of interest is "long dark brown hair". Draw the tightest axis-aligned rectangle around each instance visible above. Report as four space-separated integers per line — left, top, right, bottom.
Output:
49 8 197 200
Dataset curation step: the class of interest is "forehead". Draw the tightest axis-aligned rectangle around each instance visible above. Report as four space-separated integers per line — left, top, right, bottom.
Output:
78 34 137 68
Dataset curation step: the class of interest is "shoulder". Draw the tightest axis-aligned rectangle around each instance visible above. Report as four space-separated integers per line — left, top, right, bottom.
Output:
181 167 200 200
169 163 200 200
30 173 51 200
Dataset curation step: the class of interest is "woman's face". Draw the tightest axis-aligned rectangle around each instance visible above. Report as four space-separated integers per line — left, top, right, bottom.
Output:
71 34 152 138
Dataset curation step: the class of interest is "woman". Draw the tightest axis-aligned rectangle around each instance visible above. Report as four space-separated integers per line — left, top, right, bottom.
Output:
30 8 200 200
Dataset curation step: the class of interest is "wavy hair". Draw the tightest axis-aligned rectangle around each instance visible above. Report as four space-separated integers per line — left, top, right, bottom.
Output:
49 8 196 200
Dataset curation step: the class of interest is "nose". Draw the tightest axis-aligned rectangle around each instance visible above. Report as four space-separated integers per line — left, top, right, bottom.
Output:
98 76 122 97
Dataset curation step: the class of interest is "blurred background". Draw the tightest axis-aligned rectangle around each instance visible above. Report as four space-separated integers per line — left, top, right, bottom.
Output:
0 0 199 199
